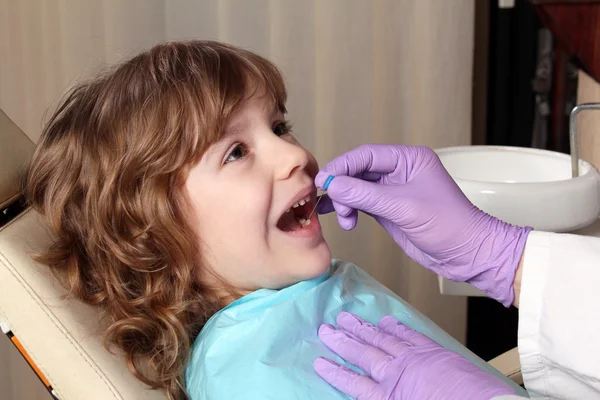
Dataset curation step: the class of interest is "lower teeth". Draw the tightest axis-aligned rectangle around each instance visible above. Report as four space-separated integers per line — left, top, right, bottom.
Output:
296 217 311 227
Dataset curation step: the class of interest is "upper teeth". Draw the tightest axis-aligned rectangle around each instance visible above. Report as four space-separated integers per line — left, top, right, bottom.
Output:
292 196 311 209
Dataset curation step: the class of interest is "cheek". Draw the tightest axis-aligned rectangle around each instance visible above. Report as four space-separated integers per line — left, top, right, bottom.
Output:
196 185 271 242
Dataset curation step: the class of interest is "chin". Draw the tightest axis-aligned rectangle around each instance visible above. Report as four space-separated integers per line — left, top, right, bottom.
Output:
298 242 332 280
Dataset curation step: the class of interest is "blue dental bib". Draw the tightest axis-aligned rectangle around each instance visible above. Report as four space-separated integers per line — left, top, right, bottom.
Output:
185 260 527 399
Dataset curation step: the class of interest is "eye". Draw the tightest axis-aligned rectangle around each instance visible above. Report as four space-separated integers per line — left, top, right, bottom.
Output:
224 142 249 164
273 120 292 137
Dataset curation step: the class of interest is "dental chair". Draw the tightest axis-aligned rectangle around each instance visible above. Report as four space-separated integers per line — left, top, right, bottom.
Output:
0 108 521 399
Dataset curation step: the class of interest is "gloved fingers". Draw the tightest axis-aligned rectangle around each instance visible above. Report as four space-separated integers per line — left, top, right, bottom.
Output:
333 200 355 218
374 218 430 267
316 195 355 217
323 175 391 216
316 194 335 214
318 196 355 217
359 171 383 182
336 209 358 231
313 357 377 399
318 324 394 383
315 194 359 230
316 144 405 180
378 316 432 346
315 171 380 188
336 312 412 359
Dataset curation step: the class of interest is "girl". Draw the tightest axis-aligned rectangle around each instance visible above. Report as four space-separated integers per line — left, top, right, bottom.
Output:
22 40 523 399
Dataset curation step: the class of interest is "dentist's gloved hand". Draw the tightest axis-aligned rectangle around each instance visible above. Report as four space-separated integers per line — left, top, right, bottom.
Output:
315 144 532 306
314 312 517 400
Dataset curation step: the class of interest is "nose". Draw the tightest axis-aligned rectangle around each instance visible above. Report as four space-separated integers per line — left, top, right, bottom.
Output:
266 137 310 181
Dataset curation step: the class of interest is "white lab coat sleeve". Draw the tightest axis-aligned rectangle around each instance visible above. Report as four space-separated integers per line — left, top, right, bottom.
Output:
517 230 600 399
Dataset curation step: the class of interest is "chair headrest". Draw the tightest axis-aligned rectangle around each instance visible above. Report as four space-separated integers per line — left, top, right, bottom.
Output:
0 109 35 209
0 209 168 399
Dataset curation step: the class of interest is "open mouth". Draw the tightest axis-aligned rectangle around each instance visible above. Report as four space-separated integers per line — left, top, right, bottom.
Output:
276 194 315 232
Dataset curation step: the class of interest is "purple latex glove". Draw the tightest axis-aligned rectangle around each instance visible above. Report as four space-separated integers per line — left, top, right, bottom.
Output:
314 312 517 400
315 144 532 306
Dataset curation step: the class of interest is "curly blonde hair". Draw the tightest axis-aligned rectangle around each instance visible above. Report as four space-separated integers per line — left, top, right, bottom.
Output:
21 40 287 399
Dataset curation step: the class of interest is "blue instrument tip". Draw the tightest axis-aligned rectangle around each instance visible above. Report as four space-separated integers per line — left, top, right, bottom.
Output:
323 175 335 191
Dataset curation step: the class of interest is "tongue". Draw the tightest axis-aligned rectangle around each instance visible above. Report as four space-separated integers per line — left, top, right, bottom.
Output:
277 209 302 231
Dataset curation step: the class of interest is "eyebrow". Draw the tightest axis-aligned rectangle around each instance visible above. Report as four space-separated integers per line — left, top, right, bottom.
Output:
224 119 248 137
204 117 249 161
269 100 284 118
223 101 282 136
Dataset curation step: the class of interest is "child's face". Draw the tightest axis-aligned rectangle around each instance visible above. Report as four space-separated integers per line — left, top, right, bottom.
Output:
185 95 331 292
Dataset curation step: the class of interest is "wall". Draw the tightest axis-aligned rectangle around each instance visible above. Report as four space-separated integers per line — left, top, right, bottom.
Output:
577 70 600 167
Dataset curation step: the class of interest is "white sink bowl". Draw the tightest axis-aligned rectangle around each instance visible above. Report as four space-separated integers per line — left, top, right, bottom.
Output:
435 146 600 233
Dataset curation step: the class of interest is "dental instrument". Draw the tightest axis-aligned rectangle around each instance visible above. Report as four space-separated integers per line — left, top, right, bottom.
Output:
308 175 334 219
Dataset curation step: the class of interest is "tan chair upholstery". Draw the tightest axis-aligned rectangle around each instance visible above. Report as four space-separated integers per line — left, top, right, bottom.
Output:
0 110 167 399
488 347 523 386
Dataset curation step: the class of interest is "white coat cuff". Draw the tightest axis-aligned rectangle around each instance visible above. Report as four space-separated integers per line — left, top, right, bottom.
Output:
517 230 553 398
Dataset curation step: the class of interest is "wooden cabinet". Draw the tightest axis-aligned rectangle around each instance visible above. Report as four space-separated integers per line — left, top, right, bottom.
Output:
531 0 600 83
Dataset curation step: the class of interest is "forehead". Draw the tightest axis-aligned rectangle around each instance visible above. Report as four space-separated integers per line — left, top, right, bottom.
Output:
226 94 282 125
